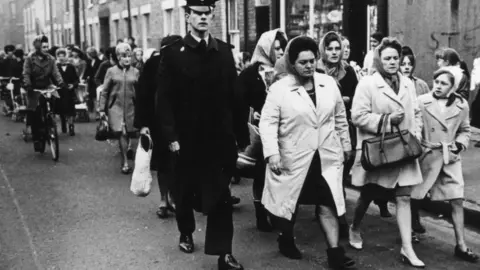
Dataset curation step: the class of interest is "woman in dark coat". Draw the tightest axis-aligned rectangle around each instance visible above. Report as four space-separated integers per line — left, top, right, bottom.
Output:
135 35 182 218
55 48 79 136
83 47 101 115
236 29 288 232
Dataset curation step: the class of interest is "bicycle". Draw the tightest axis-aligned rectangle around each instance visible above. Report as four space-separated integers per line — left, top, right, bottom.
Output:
5 77 26 122
33 86 60 161
0 76 16 116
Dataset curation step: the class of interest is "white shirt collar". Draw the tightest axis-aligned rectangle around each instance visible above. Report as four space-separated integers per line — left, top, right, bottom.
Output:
190 33 209 46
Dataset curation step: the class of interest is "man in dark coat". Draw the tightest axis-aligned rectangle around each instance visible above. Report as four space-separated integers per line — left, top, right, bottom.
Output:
156 1 244 269
135 35 182 219
23 36 65 152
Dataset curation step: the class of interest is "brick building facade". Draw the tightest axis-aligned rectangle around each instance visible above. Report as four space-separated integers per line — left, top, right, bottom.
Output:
0 0 28 49
21 0 269 54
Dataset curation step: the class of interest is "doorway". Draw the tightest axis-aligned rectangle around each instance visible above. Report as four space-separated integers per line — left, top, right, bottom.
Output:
99 17 111 49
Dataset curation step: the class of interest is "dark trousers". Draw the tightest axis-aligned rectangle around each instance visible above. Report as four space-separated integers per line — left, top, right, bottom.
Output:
175 179 233 256
252 157 266 201
28 97 47 141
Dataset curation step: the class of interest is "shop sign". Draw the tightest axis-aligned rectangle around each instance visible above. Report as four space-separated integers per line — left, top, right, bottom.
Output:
255 0 271 7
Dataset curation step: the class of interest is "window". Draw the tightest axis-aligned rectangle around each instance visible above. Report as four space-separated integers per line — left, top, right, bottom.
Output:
163 9 173 35
228 0 240 52
99 0 107 4
89 24 95 47
179 6 188 36
87 0 93 7
66 0 70 12
285 0 343 42
141 14 150 49
114 20 120 42
9 1 16 19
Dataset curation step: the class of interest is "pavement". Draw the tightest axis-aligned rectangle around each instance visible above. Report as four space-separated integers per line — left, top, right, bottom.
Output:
1 116 480 269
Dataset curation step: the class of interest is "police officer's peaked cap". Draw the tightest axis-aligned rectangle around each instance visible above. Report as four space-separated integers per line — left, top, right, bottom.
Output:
187 0 218 7
4 45 15 53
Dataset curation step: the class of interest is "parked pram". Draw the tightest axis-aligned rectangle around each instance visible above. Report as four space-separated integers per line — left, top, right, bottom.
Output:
75 82 90 122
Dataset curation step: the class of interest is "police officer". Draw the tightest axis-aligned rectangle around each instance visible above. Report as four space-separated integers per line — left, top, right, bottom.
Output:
155 0 244 269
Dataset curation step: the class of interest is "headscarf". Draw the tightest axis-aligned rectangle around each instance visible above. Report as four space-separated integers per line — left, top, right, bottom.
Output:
251 29 287 68
317 31 346 81
273 36 319 87
372 37 402 93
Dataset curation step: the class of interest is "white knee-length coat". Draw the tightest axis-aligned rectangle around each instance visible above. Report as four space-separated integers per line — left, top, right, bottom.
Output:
259 73 351 220
350 72 423 189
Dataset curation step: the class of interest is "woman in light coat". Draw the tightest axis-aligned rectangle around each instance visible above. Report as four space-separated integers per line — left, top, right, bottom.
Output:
260 36 355 269
99 43 139 174
411 67 478 263
349 37 425 268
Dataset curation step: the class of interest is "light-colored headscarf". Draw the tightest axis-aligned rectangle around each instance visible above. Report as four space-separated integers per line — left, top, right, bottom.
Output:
273 36 319 87
317 31 346 81
251 28 287 68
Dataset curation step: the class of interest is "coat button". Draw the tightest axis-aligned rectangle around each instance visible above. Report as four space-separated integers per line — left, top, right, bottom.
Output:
431 128 435 132
442 127 447 131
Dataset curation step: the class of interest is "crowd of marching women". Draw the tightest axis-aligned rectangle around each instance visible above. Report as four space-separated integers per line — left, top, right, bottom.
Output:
2 0 480 269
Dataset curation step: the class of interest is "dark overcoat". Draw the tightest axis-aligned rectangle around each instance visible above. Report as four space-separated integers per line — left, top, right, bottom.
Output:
83 58 101 99
23 52 64 111
156 34 240 214
56 63 79 115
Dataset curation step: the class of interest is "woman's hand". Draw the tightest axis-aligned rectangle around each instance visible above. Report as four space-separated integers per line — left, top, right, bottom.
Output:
140 127 150 135
169 141 180 153
99 111 106 119
389 109 405 125
268 154 282 175
253 112 261 121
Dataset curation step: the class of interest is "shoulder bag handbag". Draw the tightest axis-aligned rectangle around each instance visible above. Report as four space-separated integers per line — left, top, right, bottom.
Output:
361 114 423 171
236 108 262 178
95 115 110 141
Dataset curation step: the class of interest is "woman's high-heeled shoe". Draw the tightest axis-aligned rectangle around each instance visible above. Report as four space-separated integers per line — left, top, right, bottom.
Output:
401 248 425 268
348 226 363 250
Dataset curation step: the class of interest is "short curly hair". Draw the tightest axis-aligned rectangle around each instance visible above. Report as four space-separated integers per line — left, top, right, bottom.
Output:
377 37 402 56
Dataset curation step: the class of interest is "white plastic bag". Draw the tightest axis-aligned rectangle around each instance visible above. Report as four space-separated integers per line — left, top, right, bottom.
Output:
130 134 153 197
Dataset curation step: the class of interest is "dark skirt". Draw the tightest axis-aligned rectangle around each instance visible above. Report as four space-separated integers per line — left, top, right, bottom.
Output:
297 151 336 208
56 88 76 116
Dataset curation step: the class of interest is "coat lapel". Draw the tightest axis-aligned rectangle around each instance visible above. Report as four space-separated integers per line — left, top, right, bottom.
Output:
424 98 448 129
295 86 317 113
375 73 404 108
445 102 462 121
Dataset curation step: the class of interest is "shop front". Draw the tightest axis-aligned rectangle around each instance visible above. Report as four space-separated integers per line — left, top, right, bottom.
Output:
270 0 387 64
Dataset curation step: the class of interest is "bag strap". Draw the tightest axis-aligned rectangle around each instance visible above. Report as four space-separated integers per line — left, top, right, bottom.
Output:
379 114 389 151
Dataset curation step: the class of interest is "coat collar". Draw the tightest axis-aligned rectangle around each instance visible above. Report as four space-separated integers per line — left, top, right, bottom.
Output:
287 73 326 115
373 72 408 108
184 33 219 51
423 94 463 128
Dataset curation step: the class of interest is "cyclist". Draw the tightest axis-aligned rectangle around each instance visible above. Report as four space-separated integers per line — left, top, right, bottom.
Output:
23 35 65 152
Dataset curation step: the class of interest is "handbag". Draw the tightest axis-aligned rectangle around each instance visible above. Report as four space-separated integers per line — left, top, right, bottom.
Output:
130 134 153 197
361 114 423 171
236 108 262 178
95 115 110 141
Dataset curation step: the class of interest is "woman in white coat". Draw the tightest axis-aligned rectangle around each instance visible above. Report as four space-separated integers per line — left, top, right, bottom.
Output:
260 36 355 269
411 67 479 263
349 37 425 268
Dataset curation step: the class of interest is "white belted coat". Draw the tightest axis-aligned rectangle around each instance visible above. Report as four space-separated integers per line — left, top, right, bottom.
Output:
259 73 351 220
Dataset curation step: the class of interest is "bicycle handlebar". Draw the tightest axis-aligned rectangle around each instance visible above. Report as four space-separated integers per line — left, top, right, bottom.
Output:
34 87 60 98
0 77 20 81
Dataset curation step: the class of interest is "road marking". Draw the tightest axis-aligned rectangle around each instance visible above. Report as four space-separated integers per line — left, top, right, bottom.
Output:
0 164 42 270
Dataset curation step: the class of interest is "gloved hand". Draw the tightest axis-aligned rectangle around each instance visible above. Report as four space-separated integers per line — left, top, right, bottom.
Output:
451 142 465 155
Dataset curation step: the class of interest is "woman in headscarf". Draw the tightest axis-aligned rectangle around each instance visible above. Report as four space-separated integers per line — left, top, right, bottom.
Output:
435 48 470 101
235 29 288 232
349 37 425 268
99 43 139 174
55 48 79 136
400 46 430 96
261 36 355 269
316 31 359 237
132 48 144 71
410 66 479 263
70 46 87 79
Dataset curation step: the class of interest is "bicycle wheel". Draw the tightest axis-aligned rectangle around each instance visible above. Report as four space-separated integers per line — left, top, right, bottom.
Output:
47 116 59 161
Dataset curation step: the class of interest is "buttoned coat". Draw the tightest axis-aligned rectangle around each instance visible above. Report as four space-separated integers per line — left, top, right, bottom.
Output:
23 52 64 111
260 73 351 220
411 94 470 200
156 34 240 214
99 65 139 134
351 72 423 189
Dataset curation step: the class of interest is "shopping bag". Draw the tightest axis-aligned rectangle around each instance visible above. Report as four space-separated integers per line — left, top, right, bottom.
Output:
130 134 153 197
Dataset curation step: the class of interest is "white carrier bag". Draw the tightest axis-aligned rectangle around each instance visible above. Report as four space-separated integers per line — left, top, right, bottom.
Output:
130 134 153 197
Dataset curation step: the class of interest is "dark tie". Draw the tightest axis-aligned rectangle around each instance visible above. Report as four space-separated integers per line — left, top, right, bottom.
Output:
198 39 207 53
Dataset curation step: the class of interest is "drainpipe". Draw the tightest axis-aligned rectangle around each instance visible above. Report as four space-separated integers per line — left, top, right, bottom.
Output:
244 0 248 51
225 0 231 44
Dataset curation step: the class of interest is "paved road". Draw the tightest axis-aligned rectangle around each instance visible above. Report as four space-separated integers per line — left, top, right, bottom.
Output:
1 116 479 270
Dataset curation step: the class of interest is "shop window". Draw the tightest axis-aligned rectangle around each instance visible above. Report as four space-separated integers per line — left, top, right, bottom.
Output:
228 0 240 52
285 0 343 42
163 9 173 35
141 14 150 49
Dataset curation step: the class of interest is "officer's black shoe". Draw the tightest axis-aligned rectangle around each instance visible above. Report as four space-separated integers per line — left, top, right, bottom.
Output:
218 254 243 270
179 234 194 254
